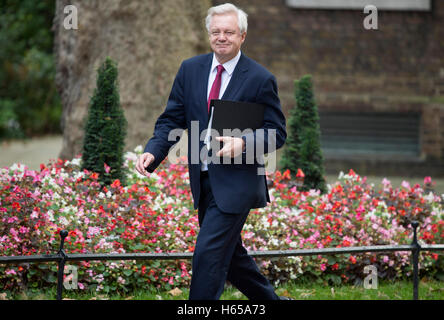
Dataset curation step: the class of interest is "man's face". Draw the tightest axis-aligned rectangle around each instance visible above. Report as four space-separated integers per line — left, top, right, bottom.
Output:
209 12 246 64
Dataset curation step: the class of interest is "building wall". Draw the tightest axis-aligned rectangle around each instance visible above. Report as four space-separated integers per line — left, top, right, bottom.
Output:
212 0 444 176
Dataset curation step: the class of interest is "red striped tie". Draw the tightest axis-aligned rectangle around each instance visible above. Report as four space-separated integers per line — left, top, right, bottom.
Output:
207 65 225 112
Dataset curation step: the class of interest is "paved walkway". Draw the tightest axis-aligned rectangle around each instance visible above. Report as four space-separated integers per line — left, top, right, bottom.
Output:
0 135 63 170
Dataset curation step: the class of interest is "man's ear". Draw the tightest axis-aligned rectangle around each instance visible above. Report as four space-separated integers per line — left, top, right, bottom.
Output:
241 32 247 43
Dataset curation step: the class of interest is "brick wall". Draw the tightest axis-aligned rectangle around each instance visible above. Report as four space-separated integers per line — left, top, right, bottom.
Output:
212 0 444 176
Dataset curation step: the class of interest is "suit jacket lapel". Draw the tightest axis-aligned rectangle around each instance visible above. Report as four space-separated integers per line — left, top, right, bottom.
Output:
221 52 248 100
198 54 213 118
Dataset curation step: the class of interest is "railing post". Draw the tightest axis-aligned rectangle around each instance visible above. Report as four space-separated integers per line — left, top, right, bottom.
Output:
410 221 420 300
56 230 68 301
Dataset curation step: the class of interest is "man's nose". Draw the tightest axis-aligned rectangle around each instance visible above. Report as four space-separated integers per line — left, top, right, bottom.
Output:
218 33 228 41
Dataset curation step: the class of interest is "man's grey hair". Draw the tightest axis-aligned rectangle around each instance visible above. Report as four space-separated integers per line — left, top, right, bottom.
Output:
205 3 248 34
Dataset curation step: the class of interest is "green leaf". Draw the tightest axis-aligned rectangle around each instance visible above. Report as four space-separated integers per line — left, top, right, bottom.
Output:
123 269 133 277
47 273 57 283
328 274 342 286
327 256 336 265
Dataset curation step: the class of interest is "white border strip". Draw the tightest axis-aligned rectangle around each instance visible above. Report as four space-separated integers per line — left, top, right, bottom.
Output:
286 0 431 11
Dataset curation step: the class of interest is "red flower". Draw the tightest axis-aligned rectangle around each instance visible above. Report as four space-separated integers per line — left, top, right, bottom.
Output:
12 202 21 211
296 169 305 178
331 263 339 270
325 236 332 244
342 240 351 247
421 231 433 240
111 179 121 189
282 169 291 180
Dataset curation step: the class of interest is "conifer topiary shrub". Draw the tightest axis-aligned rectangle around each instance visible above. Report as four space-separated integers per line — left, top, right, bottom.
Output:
81 57 127 186
280 75 327 193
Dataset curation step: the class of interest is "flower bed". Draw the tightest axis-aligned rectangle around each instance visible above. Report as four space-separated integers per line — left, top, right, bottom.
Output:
1 146 443 293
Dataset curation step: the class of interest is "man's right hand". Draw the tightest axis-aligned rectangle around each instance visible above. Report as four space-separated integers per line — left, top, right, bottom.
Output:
136 152 155 177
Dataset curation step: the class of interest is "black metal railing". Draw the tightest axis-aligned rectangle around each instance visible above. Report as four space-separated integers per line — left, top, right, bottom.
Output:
1 221 443 300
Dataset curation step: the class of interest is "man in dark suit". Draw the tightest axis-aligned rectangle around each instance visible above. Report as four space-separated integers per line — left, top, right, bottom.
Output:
136 3 286 300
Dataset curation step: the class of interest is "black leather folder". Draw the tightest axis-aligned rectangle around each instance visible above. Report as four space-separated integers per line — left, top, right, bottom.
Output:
208 99 265 138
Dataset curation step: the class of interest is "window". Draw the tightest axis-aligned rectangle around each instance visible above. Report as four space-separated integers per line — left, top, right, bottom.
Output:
319 112 421 158
286 0 431 11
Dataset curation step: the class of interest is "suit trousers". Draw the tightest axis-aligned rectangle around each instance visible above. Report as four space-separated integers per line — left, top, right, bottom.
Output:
188 171 279 300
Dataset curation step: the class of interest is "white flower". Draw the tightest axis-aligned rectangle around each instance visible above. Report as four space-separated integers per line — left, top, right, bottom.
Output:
71 158 82 166
289 241 298 248
47 210 55 222
134 145 143 154
58 216 69 226
260 216 268 228
150 172 161 181
125 152 138 163
290 208 304 216
74 171 85 180
10 163 26 172
424 192 435 203
270 238 279 246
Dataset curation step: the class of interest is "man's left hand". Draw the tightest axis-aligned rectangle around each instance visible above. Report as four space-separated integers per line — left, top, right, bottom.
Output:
215 136 245 158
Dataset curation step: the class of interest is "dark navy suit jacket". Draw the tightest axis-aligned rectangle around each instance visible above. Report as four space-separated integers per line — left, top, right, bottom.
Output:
144 52 286 213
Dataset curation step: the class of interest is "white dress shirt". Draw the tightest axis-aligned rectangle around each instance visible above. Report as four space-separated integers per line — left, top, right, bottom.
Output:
201 50 242 171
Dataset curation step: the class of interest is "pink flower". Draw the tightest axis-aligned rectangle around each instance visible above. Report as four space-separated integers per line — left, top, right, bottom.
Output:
30 210 39 219
424 176 432 185
6 269 17 275
87 226 101 238
7 217 18 224
19 226 29 234
9 228 18 237
401 181 410 189
104 163 111 173
320 264 326 272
